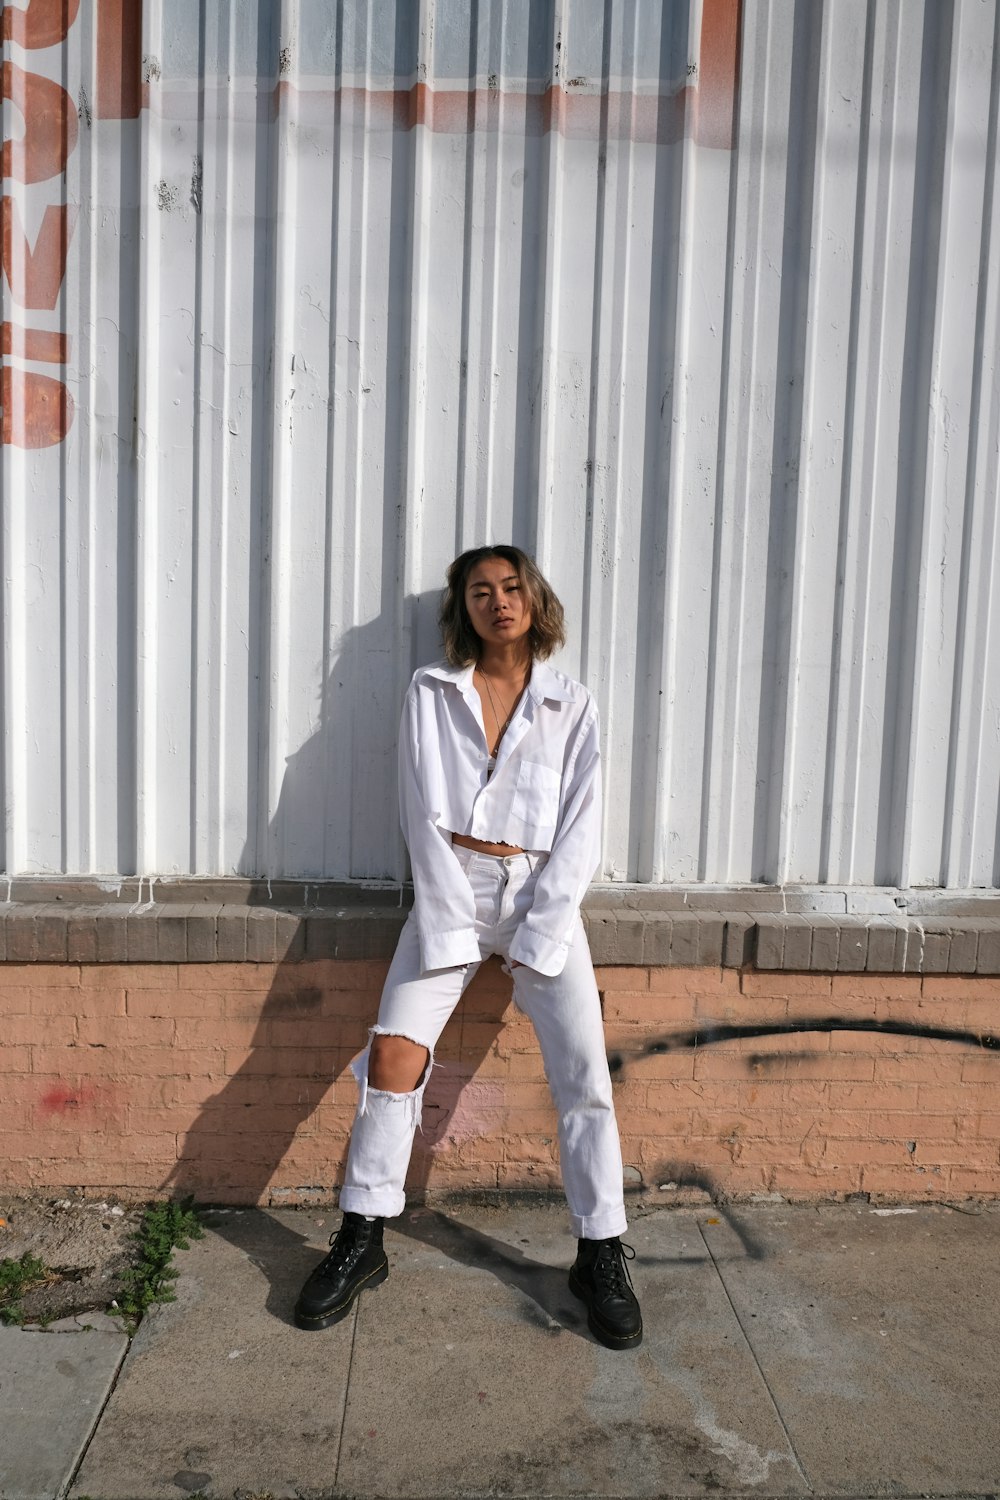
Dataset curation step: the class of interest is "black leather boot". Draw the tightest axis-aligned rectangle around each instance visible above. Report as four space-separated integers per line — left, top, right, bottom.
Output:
569 1236 642 1349
294 1213 389 1330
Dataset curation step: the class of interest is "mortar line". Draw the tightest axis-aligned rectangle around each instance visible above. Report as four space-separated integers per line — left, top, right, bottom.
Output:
697 1218 813 1491
332 1299 361 1491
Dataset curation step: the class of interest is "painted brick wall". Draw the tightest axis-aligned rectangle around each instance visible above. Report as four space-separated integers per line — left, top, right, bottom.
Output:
1 961 998 1204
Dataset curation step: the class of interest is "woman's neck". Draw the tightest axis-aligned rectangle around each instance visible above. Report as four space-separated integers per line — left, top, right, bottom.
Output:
477 643 532 686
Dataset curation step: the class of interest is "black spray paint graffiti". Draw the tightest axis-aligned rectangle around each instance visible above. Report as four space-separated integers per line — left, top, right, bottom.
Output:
607 1017 1000 1079
607 1015 999 1254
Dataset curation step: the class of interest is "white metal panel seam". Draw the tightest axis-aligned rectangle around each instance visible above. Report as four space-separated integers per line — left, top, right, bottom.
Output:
135 0 165 880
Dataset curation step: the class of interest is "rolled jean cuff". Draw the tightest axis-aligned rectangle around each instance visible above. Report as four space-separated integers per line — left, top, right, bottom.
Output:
339 1184 406 1220
571 1207 629 1241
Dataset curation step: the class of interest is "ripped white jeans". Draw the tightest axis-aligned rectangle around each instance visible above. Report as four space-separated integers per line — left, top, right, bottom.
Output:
339 845 628 1240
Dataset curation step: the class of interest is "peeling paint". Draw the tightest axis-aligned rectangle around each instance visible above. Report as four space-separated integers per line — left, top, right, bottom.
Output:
190 156 203 214
155 179 179 211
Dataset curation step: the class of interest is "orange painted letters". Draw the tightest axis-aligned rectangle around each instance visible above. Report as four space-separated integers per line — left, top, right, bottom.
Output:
1 365 73 447
1 61 79 184
1 197 77 311
96 0 142 120
2 0 81 50
1 3 81 447
1 321 68 363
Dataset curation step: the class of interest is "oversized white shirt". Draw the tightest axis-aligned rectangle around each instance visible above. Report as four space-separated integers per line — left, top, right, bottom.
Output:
398 657 602 977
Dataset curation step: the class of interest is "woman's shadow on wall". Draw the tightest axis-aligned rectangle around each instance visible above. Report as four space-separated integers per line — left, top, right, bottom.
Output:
162 595 546 1323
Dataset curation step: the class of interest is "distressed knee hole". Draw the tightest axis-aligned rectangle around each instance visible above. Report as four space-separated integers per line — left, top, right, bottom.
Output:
366 1029 432 1094
351 1027 435 1129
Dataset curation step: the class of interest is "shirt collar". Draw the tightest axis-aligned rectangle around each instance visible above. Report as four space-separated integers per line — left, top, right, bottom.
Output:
423 658 574 704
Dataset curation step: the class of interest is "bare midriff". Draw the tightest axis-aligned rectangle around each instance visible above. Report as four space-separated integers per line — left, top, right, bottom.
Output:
452 831 526 856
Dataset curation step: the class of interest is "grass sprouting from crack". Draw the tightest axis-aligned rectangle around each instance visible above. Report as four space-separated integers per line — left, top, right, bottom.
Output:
119 1198 204 1332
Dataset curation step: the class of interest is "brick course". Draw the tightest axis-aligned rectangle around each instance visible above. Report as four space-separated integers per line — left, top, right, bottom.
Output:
1 959 998 1206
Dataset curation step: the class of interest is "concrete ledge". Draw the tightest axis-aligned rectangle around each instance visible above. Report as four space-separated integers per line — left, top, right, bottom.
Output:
0 889 999 970
2 875 997 916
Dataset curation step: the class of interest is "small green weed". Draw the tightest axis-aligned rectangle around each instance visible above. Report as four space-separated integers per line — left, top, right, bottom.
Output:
119 1197 204 1331
0 1251 60 1325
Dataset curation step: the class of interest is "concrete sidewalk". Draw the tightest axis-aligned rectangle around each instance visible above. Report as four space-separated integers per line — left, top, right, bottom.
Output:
2 1200 998 1500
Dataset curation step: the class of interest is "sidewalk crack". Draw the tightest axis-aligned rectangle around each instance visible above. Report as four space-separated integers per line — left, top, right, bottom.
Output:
59 1332 131 1500
331 1299 360 1491
698 1219 813 1492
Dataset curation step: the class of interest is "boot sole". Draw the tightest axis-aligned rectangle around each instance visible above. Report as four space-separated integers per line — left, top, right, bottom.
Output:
569 1268 643 1350
294 1256 389 1331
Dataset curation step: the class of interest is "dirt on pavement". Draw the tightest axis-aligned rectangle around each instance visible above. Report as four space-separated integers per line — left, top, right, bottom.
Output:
0 1195 147 1325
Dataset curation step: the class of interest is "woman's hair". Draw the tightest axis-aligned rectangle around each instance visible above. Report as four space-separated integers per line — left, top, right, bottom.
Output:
439 545 566 666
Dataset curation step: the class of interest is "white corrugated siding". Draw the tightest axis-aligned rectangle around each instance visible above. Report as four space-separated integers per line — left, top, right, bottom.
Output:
2 0 999 886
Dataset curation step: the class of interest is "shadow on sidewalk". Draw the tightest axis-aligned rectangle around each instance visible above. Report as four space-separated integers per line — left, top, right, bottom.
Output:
391 1206 587 1337
193 1201 590 1339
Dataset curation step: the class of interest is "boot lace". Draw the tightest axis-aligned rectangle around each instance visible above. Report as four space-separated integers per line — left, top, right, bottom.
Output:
593 1238 636 1297
318 1217 368 1274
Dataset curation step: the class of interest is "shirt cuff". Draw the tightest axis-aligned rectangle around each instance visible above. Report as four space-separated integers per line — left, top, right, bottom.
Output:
508 923 570 977
419 925 482 973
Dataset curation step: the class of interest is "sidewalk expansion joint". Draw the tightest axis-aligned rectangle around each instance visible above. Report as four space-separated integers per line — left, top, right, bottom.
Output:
331 1298 361 1492
697 1218 813 1493
59 1331 131 1500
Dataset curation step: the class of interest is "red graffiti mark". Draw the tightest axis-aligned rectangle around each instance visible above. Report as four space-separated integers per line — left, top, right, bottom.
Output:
1 199 78 312
39 1083 92 1114
2 0 81 50
1 61 79 185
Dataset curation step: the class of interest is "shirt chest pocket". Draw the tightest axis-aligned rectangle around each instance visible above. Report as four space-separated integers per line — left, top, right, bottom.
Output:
511 759 562 831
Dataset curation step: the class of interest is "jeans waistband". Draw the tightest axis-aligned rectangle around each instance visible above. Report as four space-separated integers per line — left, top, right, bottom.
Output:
452 844 548 874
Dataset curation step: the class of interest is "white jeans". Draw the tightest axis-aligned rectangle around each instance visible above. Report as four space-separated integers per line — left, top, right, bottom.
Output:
339 845 628 1240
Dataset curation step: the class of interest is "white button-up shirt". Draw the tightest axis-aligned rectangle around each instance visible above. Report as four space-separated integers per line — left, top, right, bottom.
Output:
399 657 602 977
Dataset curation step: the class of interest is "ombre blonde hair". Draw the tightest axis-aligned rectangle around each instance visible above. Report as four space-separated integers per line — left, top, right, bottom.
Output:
439 545 566 667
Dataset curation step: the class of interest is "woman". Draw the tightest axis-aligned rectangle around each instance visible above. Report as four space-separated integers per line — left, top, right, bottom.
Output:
295 545 642 1349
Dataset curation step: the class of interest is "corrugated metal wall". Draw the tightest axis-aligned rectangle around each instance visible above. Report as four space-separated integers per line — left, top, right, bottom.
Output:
3 0 999 887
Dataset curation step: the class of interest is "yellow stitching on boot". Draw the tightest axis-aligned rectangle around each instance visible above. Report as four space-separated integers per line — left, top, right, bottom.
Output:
298 1260 388 1322
593 1319 642 1342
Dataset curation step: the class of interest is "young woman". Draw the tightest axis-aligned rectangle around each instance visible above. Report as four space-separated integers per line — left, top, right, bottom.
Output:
295 545 641 1349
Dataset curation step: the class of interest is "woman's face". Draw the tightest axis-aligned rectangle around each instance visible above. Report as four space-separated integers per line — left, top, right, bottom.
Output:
464 556 533 653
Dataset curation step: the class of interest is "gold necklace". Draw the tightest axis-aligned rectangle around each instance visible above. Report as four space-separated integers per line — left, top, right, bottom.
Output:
476 665 522 755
